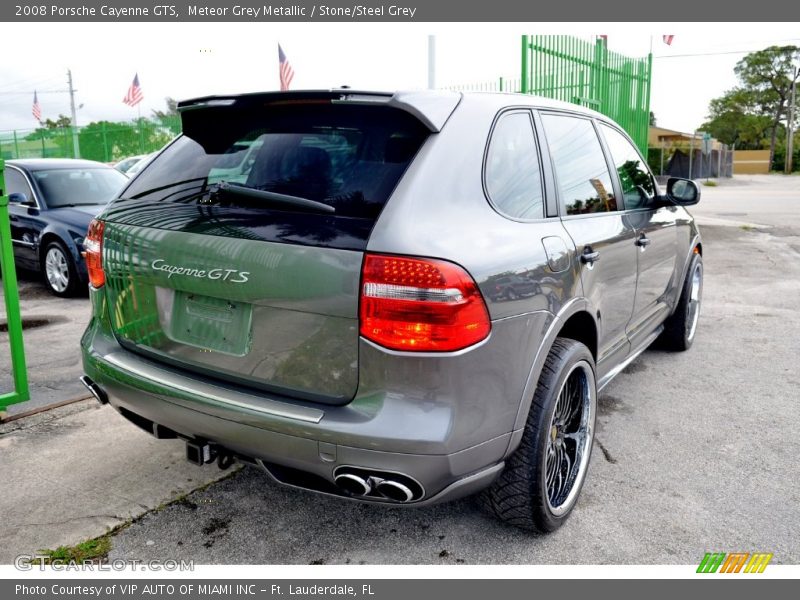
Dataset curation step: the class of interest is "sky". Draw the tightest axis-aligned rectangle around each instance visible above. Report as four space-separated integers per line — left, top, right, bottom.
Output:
1 22 799 136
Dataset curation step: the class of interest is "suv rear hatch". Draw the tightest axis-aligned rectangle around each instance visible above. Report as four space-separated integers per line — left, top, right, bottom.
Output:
99 91 459 405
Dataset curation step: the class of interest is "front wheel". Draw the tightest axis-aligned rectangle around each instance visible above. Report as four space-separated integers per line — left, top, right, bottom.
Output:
658 252 703 351
481 338 597 532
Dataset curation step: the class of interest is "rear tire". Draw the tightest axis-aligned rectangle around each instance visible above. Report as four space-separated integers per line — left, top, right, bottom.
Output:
480 338 596 532
41 240 80 297
658 252 703 351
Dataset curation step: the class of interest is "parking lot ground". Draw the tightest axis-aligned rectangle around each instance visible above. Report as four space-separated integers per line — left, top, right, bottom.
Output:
1 174 798 564
0 270 91 416
0 399 238 564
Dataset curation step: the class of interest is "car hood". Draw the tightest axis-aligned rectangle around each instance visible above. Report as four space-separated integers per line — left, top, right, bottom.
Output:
47 205 105 229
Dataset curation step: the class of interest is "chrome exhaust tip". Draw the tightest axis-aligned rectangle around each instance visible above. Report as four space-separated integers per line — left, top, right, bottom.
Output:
334 473 372 496
79 375 108 405
375 480 415 503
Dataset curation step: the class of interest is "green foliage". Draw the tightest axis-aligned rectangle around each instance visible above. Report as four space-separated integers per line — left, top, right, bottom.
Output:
702 45 799 167
23 114 75 157
152 97 181 135
78 120 174 162
701 89 774 149
35 537 112 564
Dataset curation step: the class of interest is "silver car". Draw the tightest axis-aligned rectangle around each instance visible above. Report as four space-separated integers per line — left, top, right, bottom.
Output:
80 90 702 532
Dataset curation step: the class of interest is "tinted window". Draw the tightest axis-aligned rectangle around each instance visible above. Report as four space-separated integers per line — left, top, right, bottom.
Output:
600 124 656 210
541 115 617 215
122 105 428 221
31 168 128 208
485 112 544 219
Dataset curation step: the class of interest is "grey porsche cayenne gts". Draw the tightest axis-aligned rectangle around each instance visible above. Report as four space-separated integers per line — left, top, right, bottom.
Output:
80 90 702 532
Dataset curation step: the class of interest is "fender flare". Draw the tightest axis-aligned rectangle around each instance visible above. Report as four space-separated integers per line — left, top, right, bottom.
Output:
669 232 702 316
502 296 596 458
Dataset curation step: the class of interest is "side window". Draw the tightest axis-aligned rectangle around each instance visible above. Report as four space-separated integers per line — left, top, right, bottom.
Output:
540 114 618 215
5 168 34 203
485 111 544 220
600 124 656 210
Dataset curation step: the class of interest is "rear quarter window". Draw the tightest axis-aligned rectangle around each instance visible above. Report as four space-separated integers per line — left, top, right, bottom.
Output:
484 111 544 220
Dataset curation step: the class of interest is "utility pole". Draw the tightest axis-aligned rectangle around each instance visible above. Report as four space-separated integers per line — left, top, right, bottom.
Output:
67 69 80 159
427 35 436 90
786 66 797 174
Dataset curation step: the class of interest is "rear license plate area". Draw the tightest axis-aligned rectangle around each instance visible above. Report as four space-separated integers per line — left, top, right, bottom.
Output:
165 290 253 356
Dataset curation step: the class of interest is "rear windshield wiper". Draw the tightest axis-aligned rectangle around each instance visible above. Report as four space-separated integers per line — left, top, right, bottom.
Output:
215 182 336 214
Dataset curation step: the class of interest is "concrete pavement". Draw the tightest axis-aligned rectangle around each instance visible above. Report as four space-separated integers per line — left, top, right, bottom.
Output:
0 400 238 563
1 174 798 564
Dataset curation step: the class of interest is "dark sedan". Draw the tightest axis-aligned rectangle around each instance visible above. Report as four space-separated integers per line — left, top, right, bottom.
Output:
4 159 128 296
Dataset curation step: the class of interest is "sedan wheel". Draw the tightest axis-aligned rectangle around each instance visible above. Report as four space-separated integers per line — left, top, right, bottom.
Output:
42 242 78 297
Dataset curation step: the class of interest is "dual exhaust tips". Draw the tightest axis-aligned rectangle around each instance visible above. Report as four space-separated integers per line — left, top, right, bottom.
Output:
333 468 423 503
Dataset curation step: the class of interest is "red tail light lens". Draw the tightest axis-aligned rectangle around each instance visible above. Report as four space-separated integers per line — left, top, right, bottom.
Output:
360 254 491 352
84 219 105 288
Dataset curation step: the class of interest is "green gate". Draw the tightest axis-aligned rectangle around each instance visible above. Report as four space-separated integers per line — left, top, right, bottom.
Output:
0 159 29 415
521 35 653 154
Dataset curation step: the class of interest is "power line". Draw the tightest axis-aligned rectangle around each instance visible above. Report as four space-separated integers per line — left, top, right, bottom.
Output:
655 43 800 60
0 90 69 95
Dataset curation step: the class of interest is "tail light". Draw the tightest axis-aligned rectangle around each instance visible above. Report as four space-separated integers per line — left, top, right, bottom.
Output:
359 253 491 352
84 219 105 288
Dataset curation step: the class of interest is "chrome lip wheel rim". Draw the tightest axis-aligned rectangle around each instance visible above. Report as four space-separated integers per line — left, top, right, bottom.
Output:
45 247 70 293
545 361 596 517
686 262 703 342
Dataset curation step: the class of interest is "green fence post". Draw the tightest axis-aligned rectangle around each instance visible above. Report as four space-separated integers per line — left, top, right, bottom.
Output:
521 35 530 94
0 159 30 415
102 121 109 162
40 131 46 157
13 131 20 159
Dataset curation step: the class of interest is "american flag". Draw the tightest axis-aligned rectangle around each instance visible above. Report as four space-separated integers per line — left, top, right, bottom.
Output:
278 44 294 91
32 91 42 122
663 35 675 46
123 73 144 107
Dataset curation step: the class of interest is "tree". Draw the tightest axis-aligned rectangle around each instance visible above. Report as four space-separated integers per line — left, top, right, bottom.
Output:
701 88 774 149
732 45 800 165
78 120 174 162
24 114 74 156
151 97 181 135
649 111 657 126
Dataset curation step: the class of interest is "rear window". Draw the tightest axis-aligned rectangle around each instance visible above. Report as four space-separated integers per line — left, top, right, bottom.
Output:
121 104 428 222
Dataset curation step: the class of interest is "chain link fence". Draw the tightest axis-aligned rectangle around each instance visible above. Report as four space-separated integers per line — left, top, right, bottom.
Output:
0 116 181 163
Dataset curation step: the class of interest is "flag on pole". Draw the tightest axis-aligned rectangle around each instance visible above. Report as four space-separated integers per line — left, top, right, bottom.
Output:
32 91 42 122
278 44 294 91
663 35 675 46
123 73 144 107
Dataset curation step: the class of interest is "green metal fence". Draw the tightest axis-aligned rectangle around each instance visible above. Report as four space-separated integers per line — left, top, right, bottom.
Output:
0 116 181 163
521 35 653 154
0 159 30 414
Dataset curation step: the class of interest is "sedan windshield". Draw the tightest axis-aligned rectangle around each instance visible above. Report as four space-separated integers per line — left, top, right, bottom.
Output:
32 168 128 208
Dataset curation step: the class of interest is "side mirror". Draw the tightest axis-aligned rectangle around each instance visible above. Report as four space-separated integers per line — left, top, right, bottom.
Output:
8 192 36 206
666 177 700 206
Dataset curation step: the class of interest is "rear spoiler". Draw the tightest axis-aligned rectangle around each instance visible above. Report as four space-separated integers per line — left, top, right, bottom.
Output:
177 89 462 133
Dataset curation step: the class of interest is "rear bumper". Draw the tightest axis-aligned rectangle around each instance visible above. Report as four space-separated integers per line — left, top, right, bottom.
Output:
84 360 504 504
81 288 551 503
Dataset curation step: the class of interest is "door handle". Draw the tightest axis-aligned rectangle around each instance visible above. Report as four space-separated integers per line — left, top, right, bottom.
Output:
636 235 651 248
580 247 600 264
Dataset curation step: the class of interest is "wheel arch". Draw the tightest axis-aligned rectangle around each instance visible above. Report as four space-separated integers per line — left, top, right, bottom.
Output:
503 299 598 457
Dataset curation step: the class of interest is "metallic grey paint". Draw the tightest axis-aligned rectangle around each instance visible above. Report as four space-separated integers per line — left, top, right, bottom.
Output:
81 91 701 505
